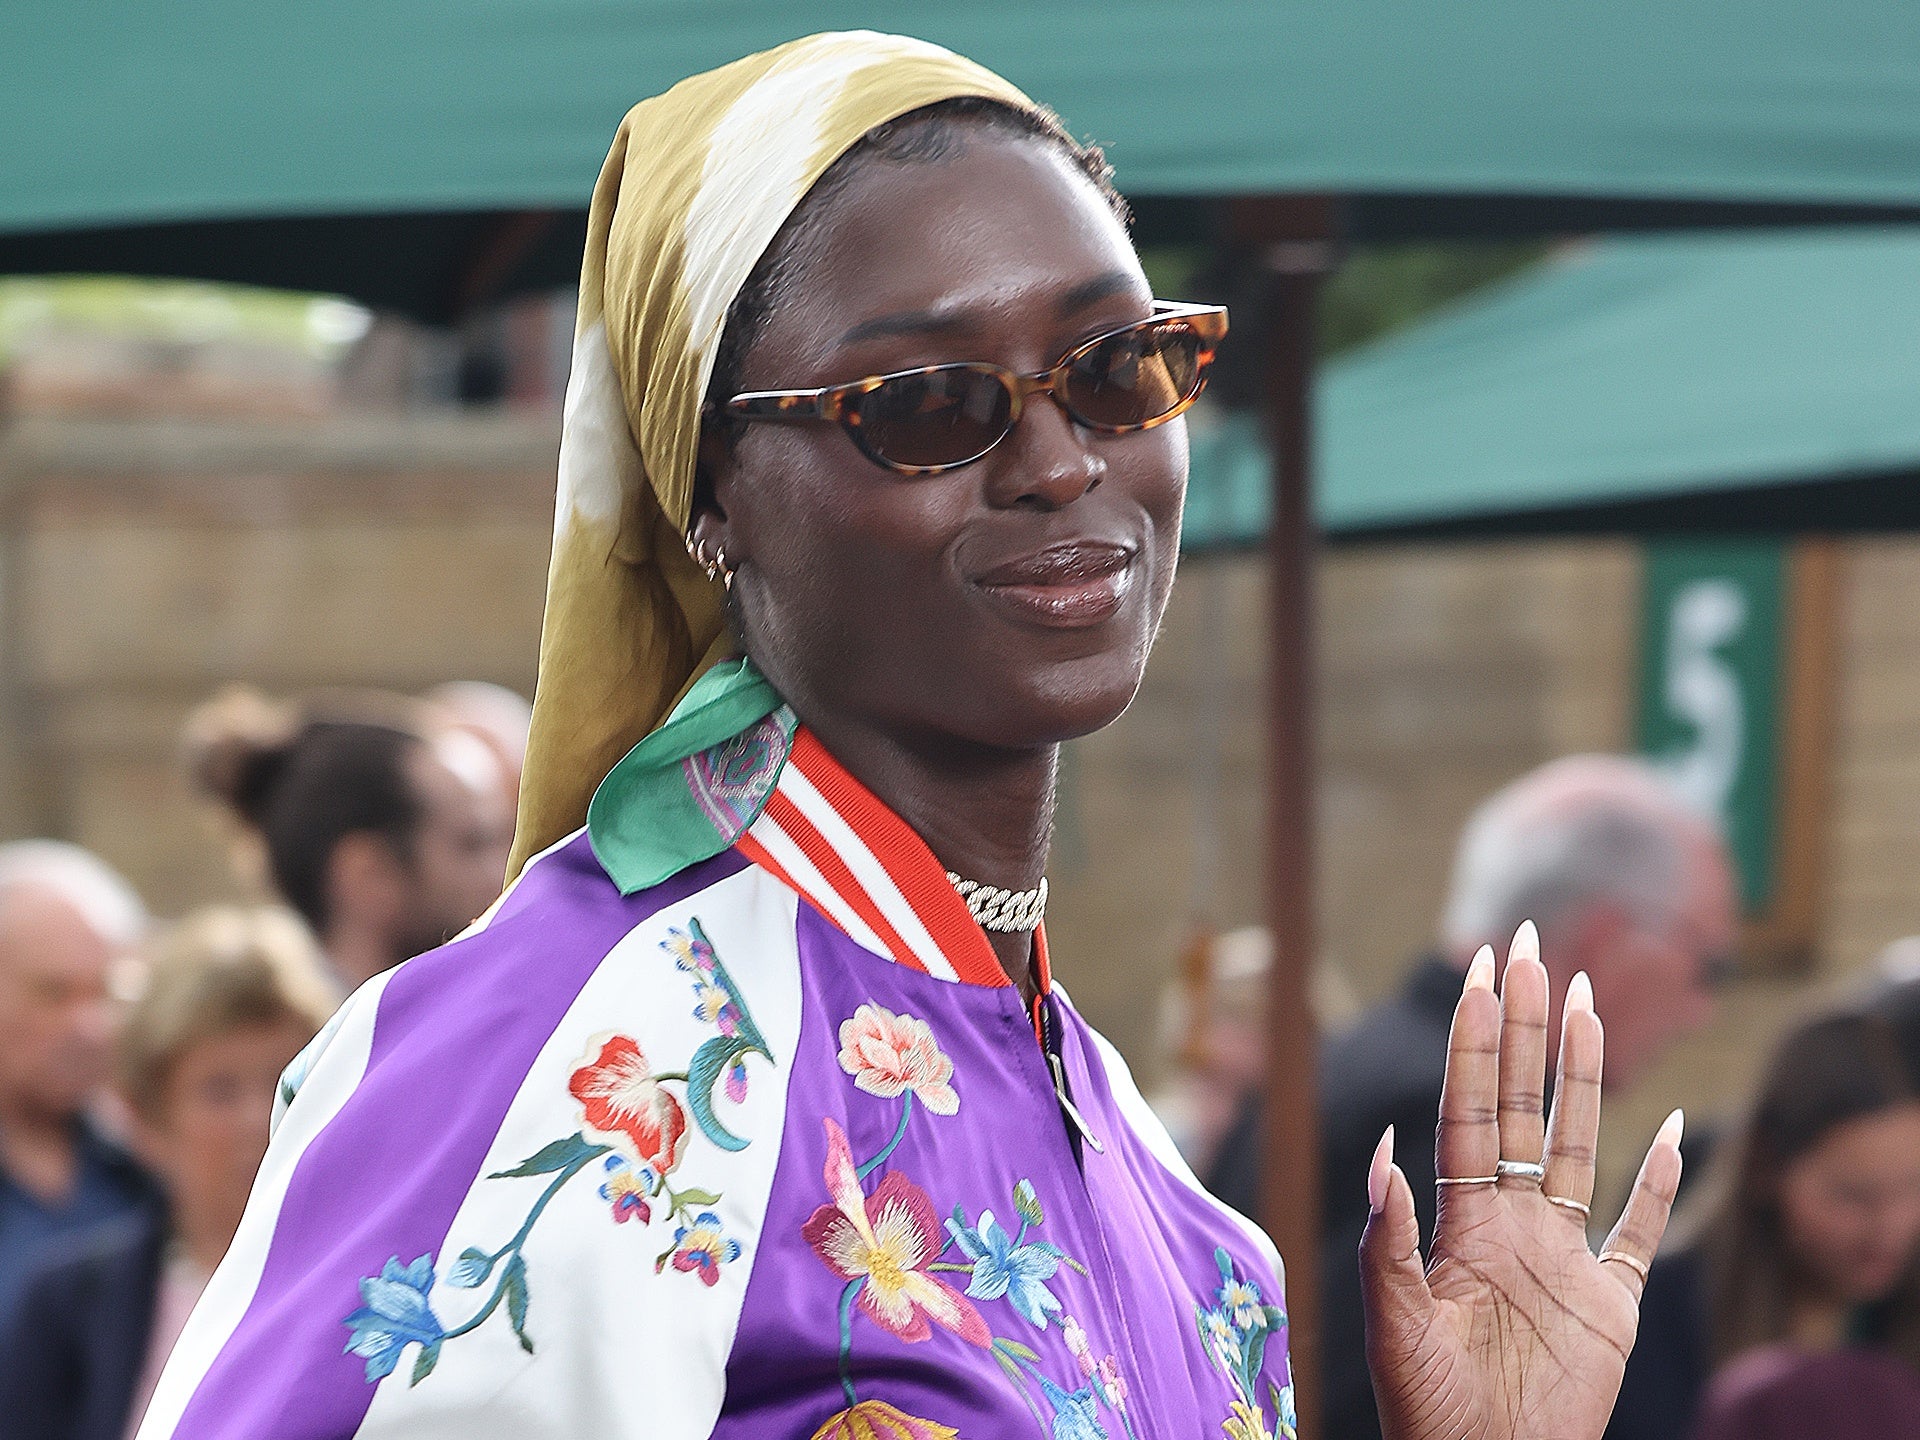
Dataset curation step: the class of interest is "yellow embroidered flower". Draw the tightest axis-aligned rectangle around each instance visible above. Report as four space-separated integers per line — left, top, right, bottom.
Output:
1223 1398 1275 1440
809 1399 959 1440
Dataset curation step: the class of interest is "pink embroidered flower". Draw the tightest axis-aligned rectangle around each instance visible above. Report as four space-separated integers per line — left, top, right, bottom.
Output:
1095 1356 1129 1407
1062 1313 1097 1376
809 1400 959 1440
568 1035 688 1176
801 1119 988 1346
836 1005 959 1115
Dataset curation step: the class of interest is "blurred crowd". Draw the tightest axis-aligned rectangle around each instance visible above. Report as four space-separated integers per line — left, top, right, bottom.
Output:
1157 755 1920 1440
0 681 523 1440
4 689 1920 1439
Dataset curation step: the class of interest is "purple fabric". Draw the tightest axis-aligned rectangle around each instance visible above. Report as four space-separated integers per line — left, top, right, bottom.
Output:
168 841 746 1440
712 903 1290 1440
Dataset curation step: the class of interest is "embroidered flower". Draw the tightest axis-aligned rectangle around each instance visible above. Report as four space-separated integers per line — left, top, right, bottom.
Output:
836 1005 959 1115
667 1211 740 1286
692 975 743 1036
801 1118 989 1346
342 1254 445 1382
945 1209 1064 1328
1223 1399 1275 1440
664 925 718 975
1273 1383 1298 1440
809 1400 960 1440
597 1153 653 1224
725 1057 750 1104
1037 1374 1108 1440
1062 1313 1096 1375
569 1035 689 1176
1202 1307 1243 1369
1220 1277 1265 1332
1096 1357 1129 1408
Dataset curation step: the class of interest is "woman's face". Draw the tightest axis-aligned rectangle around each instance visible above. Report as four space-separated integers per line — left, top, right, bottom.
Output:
133 1017 314 1254
698 132 1185 752
1778 1100 1920 1304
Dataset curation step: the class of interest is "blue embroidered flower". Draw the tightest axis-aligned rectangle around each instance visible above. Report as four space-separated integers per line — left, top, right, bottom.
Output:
1037 1373 1108 1440
946 1209 1064 1327
664 925 718 975
343 1254 445 1382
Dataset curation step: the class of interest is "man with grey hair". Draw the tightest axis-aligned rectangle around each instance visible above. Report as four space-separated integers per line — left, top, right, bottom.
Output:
1316 755 1735 1440
0 840 158 1326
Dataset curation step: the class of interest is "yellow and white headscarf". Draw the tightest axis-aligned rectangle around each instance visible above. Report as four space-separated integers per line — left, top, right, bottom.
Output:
510 32 1036 876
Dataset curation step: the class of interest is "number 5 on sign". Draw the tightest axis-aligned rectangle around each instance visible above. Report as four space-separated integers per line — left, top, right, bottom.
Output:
1635 537 1836 973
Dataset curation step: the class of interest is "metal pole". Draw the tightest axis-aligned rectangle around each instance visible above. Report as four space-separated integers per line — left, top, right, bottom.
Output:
1227 194 1337 1437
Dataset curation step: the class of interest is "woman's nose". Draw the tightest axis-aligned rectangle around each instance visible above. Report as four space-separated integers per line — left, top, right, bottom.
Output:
986 395 1106 510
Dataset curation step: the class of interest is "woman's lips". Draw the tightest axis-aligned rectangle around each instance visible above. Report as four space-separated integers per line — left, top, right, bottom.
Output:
973 543 1136 628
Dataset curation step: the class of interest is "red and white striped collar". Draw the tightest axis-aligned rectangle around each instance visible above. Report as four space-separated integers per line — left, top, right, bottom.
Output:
734 728 1052 997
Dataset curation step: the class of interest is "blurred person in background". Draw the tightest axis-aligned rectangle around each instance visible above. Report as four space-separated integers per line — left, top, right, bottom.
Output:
424 681 532 808
1315 754 1736 1440
1609 971 1920 1440
186 688 516 990
0 905 337 1440
0 841 155 1328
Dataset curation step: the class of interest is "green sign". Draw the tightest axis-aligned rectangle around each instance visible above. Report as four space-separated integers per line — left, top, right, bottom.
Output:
1636 538 1786 912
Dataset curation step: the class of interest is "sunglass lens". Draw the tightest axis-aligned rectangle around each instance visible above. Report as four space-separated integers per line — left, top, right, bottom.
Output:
857 366 1013 469
1066 323 1204 430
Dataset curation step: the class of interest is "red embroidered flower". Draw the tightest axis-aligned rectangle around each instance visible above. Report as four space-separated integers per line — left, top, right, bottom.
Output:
801 1119 988 1346
568 1035 688 1176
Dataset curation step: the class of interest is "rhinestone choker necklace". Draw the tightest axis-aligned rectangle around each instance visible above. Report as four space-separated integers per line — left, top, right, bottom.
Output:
945 872 1048 933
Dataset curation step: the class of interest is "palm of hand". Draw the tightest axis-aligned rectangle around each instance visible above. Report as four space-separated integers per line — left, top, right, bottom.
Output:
1360 929 1683 1440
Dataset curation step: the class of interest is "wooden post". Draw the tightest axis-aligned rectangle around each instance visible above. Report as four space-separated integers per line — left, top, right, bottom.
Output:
1227 194 1338 1436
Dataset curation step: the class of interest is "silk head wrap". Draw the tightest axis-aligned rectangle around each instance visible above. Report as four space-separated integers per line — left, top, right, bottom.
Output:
509 32 1037 876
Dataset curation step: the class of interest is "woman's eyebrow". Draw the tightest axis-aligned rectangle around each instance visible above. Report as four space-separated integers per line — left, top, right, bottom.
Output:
1056 270 1140 315
836 270 1143 347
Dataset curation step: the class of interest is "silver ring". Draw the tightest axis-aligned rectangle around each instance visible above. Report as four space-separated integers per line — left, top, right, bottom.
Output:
1434 1174 1500 1187
1599 1249 1651 1284
1495 1159 1546 1184
1546 1194 1592 1219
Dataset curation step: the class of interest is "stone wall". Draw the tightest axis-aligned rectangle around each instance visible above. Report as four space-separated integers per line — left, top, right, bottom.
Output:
4 408 1916 1201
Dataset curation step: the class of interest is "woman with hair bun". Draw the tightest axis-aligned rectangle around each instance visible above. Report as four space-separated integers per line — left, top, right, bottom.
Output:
185 689 514 989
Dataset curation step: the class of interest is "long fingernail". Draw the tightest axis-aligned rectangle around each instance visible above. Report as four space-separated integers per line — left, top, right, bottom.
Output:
1657 1107 1685 1147
1568 970 1594 1014
1368 1126 1394 1213
1512 919 1540 965
1466 945 1496 992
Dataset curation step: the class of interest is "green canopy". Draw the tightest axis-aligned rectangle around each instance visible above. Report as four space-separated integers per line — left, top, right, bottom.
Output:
1181 227 1920 544
9 3 1920 230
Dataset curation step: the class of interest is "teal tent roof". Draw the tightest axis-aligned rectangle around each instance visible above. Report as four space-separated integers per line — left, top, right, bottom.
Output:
1182 227 1920 545
8 3 1920 233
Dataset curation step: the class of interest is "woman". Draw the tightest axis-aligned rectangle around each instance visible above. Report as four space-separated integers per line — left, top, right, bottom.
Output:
0 906 336 1440
136 33 1681 1440
186 688 515 989
1609 976 1920 1440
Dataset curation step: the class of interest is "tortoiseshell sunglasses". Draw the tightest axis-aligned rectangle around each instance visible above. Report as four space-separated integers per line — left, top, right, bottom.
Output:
716 301 1229 475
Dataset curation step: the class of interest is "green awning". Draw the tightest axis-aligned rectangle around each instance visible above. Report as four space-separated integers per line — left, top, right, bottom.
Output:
1182 227 1920 545
8 3 1920 233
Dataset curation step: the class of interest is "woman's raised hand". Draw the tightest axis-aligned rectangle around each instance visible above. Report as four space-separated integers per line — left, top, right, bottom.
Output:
1358 922 1685 1440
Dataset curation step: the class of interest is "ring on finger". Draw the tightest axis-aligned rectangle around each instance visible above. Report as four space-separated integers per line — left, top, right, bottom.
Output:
1435 1173 1501 1187
1599 1249 1651 1284
1545 1194 1592 1220
1494 1159 1546 1184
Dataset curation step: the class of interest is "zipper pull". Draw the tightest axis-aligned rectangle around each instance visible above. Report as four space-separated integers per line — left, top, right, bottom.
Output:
1048 1050 1106 1155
